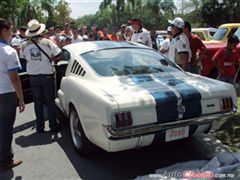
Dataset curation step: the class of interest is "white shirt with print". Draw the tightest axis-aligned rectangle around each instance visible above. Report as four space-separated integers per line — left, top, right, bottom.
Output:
0 42 22 94
21 38 61 75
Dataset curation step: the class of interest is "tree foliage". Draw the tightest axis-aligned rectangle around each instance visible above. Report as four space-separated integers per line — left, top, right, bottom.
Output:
53 0 72 27
76 0 176 31
2 0 240 31
201 0 240 27
0 0 71 28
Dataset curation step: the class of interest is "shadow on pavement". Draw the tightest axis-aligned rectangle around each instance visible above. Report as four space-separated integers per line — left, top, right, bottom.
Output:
12 106 230 179
54 107 227 179
13 120 36 134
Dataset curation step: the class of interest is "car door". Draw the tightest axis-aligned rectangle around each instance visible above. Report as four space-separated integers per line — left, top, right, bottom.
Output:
54 49 71 91
19 61 33 104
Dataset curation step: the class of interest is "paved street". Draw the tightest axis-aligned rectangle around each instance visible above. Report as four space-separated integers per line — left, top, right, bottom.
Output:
0 103 231 180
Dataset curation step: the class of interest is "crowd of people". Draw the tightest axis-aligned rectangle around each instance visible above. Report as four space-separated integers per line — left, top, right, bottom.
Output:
1 16 239 172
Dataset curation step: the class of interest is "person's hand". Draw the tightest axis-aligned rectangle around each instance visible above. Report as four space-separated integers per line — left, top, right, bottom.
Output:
18 100 25 113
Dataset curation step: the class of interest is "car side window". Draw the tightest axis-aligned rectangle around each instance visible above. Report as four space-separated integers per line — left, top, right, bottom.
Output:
234 28 240 40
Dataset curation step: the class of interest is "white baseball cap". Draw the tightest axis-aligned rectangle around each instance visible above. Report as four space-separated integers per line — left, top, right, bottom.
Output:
168 17 185 29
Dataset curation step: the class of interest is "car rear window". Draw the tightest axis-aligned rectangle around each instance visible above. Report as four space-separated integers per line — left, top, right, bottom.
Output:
81 48 179 76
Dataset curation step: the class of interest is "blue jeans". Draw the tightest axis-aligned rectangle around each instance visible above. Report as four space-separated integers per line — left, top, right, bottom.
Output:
0 92 17 165
29 75 58 131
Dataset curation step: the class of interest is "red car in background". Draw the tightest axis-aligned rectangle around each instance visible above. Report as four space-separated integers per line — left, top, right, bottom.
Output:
200 25 240 78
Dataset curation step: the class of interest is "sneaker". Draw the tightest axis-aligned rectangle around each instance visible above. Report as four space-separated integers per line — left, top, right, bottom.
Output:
0 159 22 171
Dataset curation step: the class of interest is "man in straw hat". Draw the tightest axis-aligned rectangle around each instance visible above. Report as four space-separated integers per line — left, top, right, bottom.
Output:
21 19 61 133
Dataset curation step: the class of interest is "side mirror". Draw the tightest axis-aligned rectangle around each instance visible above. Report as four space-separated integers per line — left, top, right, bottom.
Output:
59 50 71 61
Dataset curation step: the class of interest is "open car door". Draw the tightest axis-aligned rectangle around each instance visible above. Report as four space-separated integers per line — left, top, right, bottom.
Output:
19 49 70 104
19 58 33 104
19 71 33 104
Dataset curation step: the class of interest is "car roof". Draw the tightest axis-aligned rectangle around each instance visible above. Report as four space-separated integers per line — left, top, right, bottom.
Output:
63 41 148 54
219 23 240 28
192 28 210 31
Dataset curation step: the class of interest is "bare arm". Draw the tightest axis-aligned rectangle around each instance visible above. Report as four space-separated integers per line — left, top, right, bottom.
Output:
9 71 25 112
212 57 224 76
197 47 207 63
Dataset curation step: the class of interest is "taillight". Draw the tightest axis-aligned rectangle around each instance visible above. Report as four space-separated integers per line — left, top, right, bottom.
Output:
221 97 233 112
114 111 132 129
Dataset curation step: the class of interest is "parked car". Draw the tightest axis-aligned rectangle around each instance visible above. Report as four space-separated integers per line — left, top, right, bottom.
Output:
156 30 167 49
192 28 213 41
52 41 237 154
206 23 240 43
200 25 240 78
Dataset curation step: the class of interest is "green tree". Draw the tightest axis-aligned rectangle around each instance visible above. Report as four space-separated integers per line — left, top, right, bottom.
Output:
116 0 125 23
201 0 224 27
53 0 72 27
99 0 112 10
0 0 26 23
160 0 176 18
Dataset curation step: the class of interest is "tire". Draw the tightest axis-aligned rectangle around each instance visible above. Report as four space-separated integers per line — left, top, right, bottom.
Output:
69 106 97 155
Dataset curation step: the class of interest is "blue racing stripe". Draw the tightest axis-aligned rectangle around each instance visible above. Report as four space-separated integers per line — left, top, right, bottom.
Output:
131 76 178 123
156 75 202 119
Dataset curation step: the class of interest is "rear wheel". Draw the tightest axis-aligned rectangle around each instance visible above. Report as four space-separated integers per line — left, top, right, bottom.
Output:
69 106 97 155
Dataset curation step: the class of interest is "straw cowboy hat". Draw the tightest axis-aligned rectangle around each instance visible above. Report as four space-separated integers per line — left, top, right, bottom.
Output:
25 19 46 37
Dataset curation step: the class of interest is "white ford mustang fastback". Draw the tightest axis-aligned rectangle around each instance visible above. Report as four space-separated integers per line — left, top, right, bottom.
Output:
55 41 237 154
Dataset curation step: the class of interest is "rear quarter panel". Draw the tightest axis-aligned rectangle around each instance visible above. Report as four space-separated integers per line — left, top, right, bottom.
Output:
59 76 119 149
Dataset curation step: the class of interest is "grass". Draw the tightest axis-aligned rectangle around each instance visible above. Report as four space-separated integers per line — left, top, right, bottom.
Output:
213 97 240 152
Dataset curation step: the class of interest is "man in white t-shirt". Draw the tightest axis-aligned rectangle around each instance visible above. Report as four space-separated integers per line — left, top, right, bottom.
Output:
21 19 61 133
11 26 27 55
168 17 191 71
11 26 27 72
159 26 173 59
71 26 83 44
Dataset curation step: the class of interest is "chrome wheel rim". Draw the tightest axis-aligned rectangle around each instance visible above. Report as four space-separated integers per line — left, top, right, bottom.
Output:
70 110 82 149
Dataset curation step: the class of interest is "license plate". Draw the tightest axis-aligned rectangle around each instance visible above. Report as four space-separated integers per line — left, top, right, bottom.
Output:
165 126 189 142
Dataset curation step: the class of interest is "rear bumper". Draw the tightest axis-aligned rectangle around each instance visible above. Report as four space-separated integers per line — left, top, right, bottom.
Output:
103 110 236 140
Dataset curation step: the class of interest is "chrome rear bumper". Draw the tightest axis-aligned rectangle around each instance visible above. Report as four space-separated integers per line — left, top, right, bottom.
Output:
103 110 236 140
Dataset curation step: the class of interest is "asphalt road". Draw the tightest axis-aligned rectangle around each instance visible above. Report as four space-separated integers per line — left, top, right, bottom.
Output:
0 103 231 180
